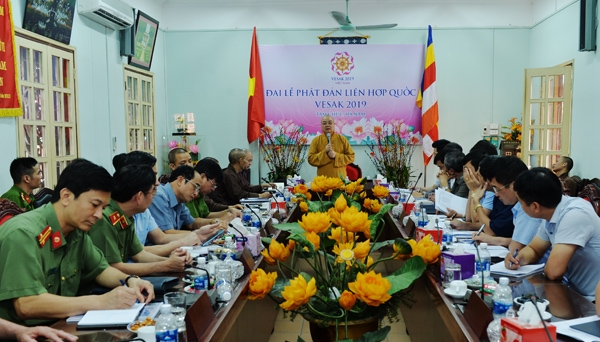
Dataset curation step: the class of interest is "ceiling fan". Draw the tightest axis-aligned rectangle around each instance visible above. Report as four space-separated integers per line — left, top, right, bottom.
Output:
330 0 398 31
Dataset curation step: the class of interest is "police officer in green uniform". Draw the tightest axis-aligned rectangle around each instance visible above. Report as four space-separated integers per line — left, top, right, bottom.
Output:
88 164 191 276
0 159 155 326
0 157 41 211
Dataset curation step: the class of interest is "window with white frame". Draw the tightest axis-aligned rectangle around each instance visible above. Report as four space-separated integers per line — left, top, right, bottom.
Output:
16 29 78 188
124 65 156 155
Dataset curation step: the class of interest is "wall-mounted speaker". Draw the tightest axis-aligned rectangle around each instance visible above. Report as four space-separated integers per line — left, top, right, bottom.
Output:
120 9 136 57
580 0 597 51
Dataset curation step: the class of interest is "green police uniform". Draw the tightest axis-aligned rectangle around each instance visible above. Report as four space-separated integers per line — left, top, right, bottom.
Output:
185 195 210 219
0 204 109 326
88 199 144 263
1 185 35 211
185 194 229 219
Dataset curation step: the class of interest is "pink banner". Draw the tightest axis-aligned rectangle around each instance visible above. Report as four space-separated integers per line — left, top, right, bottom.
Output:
260 44 424 145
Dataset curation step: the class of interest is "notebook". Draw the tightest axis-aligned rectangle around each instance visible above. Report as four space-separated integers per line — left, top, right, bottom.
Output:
76 303 144 329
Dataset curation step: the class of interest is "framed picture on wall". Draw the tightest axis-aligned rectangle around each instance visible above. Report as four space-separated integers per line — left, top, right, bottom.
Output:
22 0 76 44
129 11 159 71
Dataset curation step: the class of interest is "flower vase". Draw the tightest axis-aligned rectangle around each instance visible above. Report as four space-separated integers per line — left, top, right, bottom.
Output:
307 317 379 342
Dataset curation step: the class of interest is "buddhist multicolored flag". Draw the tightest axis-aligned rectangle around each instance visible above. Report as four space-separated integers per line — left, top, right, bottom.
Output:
416 25 439 166
247 27 265 143
0 0 22 117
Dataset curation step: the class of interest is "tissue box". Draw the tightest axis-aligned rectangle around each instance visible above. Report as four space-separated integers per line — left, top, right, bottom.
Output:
244 233 262 257
500 318 556 342
441 250 475 280
415 228 442 244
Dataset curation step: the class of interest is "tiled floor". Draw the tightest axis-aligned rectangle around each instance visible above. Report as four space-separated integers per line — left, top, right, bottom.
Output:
267 310 412 342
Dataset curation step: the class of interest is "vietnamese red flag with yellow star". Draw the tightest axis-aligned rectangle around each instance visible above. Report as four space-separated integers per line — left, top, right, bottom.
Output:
0 0 22 117
416 25 439 166
247 27 265 143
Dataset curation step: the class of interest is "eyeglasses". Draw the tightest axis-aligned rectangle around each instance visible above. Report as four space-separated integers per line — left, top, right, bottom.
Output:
492 183 510 194
209 179 217 189
185 179 201 193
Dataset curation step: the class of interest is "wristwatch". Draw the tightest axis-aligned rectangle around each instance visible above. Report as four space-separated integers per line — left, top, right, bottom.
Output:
125 275 140 285
473 204 483 213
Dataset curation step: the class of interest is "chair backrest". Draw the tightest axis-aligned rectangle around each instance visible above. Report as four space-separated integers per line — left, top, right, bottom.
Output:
33 187 54 208
346 163 362 181
0 199 26 225
579 183 600 217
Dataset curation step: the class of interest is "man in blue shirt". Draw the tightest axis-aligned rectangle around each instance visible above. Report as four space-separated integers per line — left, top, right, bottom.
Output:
473 157 544 263
148 165 219 238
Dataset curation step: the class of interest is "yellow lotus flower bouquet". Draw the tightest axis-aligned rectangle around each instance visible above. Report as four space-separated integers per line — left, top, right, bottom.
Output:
247 176 435 341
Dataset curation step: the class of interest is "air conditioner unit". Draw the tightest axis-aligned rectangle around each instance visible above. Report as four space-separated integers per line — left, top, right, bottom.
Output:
78 0 134 30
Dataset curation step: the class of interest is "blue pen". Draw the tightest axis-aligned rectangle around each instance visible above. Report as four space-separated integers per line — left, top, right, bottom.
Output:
509 249 519 268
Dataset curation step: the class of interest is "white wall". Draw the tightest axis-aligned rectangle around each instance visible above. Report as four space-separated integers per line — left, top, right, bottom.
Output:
0 0 168 192
1 0 596 193
529 1 600 178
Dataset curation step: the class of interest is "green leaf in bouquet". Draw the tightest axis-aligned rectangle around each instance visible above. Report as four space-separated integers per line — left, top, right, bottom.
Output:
387 256 426 295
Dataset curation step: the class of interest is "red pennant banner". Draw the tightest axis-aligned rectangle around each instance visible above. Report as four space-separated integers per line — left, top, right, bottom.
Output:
0 0 22 117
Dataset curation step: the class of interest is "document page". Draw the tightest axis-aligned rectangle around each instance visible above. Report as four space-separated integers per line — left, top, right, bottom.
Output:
434 189 468 215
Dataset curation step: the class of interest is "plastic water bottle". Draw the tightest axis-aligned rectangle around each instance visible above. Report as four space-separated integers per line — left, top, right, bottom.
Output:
155 304 179 342
194 257 208 290
251 214 262 230
215 264 233 301
492 277 513 318
283 188 292 211
242 207 252 226
442 223 453 244
222 236 237 260
475 242 492 278
487 277 515 342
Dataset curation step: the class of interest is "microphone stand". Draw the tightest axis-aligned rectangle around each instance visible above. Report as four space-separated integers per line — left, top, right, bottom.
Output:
244 204 264 232
228 223 247 247
473 242 485 300
530 295 554 342
185 263 212 290
406 172 423 203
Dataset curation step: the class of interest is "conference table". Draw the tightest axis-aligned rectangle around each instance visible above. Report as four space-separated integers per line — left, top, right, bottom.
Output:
51 207 303 342
392 211 598 342
49 204 598 342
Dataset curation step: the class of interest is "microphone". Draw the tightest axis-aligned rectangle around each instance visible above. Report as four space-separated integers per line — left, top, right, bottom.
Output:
185 264 212 289
244 204 263 231
406 172 423 202
530 295 554 341
326 132 331 144
262 177 285 197
228 223 247 247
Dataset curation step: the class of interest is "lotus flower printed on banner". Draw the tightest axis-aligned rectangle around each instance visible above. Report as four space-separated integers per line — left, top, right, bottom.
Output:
247 175 436 341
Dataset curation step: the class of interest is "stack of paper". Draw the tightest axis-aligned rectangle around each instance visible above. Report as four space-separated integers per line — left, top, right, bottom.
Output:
460 243 510 258
76 303 144 329
490 262 545 278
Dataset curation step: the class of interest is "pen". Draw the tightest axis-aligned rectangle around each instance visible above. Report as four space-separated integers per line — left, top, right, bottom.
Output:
475 224 485 236
450 213 457 220
509 249 519 268
120 279 127 287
